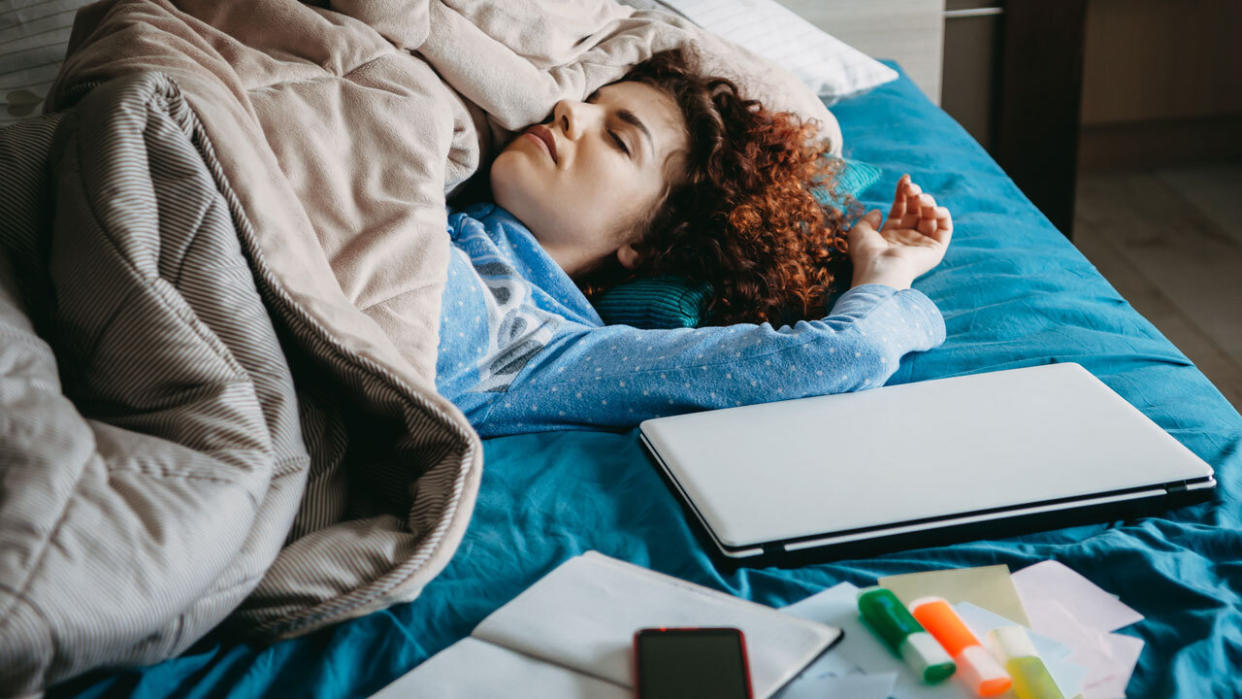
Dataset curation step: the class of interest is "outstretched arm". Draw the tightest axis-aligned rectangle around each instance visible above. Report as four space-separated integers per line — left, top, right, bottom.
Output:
457 176 954 437
470 283 945 436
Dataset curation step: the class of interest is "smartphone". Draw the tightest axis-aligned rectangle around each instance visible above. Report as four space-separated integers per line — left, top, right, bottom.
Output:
633 627 754 699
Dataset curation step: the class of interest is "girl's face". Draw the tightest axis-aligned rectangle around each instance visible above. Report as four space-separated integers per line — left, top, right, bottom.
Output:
490 81 688 278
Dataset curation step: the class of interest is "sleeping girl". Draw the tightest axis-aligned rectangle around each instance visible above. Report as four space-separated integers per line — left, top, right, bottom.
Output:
438 49 952 437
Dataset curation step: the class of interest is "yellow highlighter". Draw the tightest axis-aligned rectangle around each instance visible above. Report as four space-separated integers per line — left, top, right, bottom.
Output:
985 625 1065 699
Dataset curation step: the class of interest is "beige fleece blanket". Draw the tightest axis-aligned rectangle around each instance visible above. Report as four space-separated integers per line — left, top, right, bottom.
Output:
9 0 837 689
54 0 837 388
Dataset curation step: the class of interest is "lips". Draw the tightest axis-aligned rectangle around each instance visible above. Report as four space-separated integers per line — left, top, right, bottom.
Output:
525 124 558 164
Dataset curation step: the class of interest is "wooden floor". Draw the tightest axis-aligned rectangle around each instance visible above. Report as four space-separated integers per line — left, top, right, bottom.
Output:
1073 163 1242 413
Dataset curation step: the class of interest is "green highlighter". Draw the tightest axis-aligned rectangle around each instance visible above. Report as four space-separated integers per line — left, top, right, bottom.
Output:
857 586 957 683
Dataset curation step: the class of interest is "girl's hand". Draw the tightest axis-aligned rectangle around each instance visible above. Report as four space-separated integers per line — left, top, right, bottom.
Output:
847 174 952 290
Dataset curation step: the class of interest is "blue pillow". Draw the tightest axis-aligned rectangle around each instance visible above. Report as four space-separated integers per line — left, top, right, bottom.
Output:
593 157 881 328
590 275 714 329
817 157 882 209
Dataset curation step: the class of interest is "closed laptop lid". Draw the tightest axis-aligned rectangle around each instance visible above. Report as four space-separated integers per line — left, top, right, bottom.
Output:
639 363 1215 551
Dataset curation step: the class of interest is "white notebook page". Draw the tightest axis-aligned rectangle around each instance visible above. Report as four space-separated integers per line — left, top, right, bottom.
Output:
472 552 841 698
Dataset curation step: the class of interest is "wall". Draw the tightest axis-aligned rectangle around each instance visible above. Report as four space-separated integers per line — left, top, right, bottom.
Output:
1077 0 1242 169
939 0 1242 169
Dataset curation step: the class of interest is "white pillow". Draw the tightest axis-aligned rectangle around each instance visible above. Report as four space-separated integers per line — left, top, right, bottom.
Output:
641 0 898 105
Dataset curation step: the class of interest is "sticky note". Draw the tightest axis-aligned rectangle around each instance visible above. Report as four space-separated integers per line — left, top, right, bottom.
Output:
878 565 1031 627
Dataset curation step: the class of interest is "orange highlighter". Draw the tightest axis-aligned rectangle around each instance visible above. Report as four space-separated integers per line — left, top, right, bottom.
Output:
908 597 1012 697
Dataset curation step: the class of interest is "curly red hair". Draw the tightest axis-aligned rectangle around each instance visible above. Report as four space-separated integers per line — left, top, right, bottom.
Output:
579 48 860 326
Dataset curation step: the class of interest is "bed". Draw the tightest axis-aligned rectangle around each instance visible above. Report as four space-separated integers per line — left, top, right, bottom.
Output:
33 52 1240 698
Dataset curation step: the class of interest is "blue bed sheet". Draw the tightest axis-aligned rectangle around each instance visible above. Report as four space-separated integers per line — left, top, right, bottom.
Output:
54 63 1242 698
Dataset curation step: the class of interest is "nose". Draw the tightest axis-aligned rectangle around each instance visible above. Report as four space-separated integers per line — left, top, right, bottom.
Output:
552 99 601 141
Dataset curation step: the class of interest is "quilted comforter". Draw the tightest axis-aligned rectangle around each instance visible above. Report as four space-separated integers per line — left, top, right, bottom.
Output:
0 0 842 692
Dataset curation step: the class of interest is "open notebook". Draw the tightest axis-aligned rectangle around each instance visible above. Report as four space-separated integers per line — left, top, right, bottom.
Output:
371 552 842 698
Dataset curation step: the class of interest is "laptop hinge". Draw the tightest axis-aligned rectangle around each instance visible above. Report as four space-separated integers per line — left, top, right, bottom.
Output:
1166 482 1188 494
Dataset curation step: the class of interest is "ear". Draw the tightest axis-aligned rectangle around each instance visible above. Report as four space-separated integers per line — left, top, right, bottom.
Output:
616 242 642 270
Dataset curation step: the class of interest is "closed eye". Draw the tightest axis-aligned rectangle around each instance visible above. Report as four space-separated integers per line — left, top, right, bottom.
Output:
610 130 631 157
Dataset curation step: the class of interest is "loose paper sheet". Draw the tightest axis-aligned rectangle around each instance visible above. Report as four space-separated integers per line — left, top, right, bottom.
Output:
777 670 897 699
955 602 1086 699
1017 598 1145 698
781 582 968 699
1082 633 1144 699
1010 560 1143 633
780 583 1088 699
1010 560 1146 697
879 565 1031 627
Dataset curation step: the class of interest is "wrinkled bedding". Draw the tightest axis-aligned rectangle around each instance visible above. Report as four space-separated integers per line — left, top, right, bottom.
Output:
1 0 852 692
46 64 1242 698
0 61 482 697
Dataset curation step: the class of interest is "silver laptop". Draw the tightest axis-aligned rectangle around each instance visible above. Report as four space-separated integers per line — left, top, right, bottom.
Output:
638 363 1215 565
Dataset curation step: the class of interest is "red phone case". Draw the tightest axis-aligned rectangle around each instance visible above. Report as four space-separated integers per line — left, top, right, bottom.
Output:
632 627 754 699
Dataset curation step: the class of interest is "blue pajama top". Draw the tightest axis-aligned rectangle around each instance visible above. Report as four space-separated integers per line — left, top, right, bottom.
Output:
436 202 946 437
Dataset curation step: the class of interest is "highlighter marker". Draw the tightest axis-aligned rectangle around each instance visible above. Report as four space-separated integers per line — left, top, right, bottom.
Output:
986 626 1065 699
856 587 956 683
908 596 1012 697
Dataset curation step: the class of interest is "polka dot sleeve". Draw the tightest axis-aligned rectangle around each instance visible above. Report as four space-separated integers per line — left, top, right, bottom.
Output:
471 284 946 437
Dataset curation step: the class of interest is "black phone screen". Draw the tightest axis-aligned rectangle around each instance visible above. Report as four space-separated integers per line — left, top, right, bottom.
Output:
635 628 751 699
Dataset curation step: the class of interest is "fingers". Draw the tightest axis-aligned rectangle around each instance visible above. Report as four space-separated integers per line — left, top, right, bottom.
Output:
889 174 923 222
886 176 952 246
887 175 927 231
915 203 950 231
908 193 952 247
904 179 923 222
847 209 883 245
925 205 953 245
912 194 933 233
935 205 952 229
889 174 910 222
